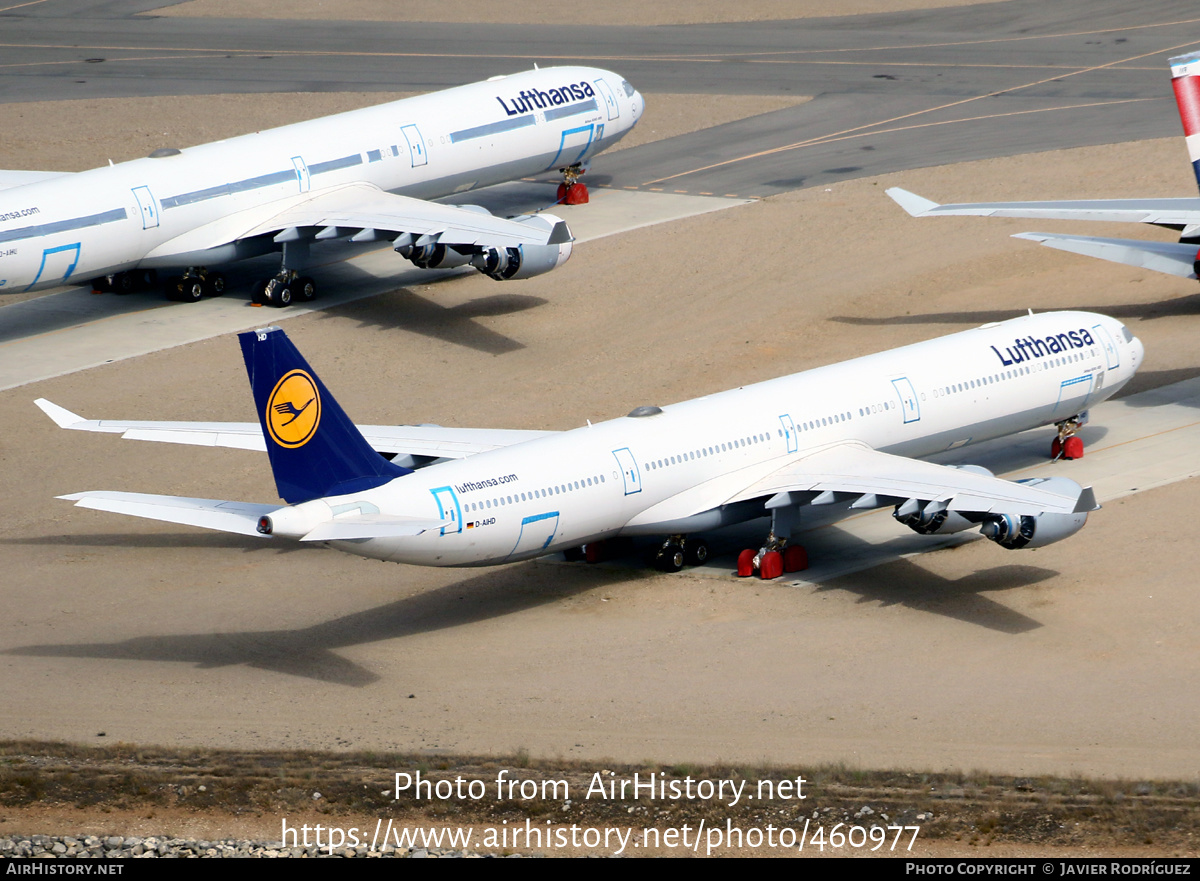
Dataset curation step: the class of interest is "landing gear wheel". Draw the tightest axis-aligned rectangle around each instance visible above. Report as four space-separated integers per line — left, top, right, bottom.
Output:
737 549 756 577
655 544 685 573
684 540 709 566
295 276 316 302
173 278 204 303
251 279 268 305
759 550 783 580
1062 436 1084 459
1051 437 1062 460
204 273 226 297
114 272 135 294
782 545 808 573
274 284 293 307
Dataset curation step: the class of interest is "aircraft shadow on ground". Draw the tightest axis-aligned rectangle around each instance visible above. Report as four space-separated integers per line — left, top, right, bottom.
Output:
813 557 1053 635
315 283 545 355
3 562 653 688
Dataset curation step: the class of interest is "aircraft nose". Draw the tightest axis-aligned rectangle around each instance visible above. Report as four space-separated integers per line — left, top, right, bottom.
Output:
1130 334 1145 370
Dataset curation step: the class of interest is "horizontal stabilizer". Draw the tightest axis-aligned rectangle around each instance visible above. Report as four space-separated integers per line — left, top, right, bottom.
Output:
1013 232 1199 279
59 491 276 536
301 515 453 542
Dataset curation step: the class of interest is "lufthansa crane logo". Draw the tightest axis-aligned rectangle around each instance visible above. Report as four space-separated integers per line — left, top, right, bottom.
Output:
266 369 321 448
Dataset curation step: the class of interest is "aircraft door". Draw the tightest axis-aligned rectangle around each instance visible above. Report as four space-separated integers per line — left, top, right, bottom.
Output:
612 447 642 496
1054 374 1094 417
508 511 560 560
429 486 462 536
292 157 311 192
890 377 921 424
401 125 428 167
593 79 620 120
131 186 160 229
1092 324 1120 370
778 414 797 453
26 243 81 290
547 124 595 170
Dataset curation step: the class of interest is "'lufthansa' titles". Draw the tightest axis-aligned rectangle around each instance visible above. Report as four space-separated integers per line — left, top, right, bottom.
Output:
496 81 596 117
990 327 1095 366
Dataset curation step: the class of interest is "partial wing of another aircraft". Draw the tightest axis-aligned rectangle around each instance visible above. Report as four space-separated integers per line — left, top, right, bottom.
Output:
885 51 1200 282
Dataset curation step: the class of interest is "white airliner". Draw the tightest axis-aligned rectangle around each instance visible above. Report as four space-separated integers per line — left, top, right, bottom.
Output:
887 52 1200 282
38 310 1143 577
0 66 642 305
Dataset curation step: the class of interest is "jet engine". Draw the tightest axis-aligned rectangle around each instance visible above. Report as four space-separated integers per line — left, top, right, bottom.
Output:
893 465 994 535
400 242 473 270
470 213 573 280
979 477 1089 549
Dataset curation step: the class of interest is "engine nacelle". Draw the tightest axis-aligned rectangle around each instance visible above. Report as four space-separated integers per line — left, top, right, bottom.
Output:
979 477 1089 549
893 464 994 535
471 213 573 280
894 504 975 536
399 242 473 270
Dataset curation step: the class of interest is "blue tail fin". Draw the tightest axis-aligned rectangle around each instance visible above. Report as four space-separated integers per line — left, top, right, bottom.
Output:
239 326 409 504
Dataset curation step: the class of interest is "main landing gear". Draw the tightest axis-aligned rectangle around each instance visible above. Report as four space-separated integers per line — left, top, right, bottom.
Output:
90 269 157 295
560 536 709 572
1050 413 1088 461
650 536 708 573
556 163 589 205
164 268 226 303
252 270 316 308
736 531 808 580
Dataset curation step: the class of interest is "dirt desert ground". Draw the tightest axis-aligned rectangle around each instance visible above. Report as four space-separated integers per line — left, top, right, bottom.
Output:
1 127 1198 779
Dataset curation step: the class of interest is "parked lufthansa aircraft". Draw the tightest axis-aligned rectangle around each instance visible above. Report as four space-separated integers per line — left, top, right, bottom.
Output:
39 311 1142 578
0 66 642 305
887 53 1200 282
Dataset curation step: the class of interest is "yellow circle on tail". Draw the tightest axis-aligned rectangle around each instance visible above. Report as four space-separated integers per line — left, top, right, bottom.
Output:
266 370 321 448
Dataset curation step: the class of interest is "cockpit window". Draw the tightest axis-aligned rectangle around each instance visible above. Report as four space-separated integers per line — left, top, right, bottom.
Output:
1120 325 1134 343
621 79 636 98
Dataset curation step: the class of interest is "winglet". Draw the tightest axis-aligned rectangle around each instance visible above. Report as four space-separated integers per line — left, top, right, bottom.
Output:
35 398 84 429
547 219 573 245
1073 486 1099 514
885 187 941 217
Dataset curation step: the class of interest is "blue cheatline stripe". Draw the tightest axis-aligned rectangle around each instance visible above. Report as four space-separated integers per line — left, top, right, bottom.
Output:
309 154 364 175
545 98 597 122
450 114 535 143
0 207 127 245
161 169 298 210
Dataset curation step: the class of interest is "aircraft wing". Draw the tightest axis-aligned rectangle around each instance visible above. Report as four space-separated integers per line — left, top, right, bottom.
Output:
35 398 556 459
887 187 1200 228
143 181 572 261
1011 232 1199 279
0 169 71 190
624 442 1095 529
